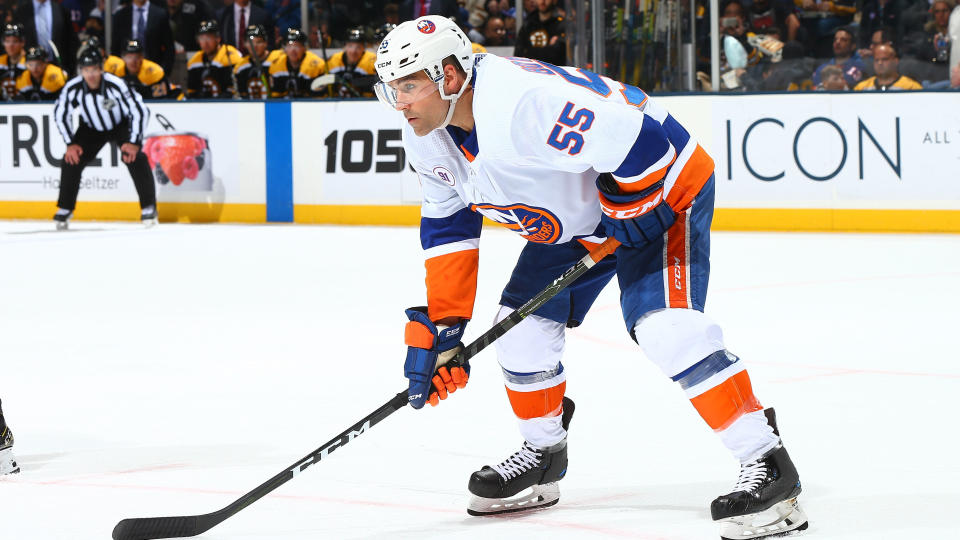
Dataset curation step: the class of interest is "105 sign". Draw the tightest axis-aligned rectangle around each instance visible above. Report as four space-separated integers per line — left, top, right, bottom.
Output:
323 129 410 174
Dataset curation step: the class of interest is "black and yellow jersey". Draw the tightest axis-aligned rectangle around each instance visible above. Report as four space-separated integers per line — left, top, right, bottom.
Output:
103 55 125 74
268 50 326 98
471 43 487 54
235 49 282 99
15 63 67 101
853 75 923 91
187 44 243 98
103 57 181 100
0 53 26 99
325 50 376 97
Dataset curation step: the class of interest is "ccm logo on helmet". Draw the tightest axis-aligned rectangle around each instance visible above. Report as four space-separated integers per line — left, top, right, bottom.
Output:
417 20 436 34
377 61 392 69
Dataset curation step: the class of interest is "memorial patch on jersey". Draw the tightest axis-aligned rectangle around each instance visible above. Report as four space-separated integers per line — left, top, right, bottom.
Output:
417 20 436 34
432 166 456 186
470 203 562 244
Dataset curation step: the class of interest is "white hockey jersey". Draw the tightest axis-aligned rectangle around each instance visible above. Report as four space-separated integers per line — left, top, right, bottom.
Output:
404 54 714 322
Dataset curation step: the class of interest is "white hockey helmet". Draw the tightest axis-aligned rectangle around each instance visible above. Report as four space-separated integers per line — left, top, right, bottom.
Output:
374 16 473 126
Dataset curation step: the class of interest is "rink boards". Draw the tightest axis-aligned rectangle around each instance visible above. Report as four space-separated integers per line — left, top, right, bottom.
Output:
0 92 958 232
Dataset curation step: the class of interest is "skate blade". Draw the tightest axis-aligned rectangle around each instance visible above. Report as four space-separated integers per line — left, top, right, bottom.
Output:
55 221 69 231
719 498 808 540
142 218 159 228
467 483 560 516
0 448 20 475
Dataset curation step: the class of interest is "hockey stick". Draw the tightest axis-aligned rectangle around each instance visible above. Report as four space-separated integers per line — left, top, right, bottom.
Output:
111 236 620 540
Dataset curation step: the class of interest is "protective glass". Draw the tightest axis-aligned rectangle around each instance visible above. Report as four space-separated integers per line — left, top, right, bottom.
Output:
374 75 438 110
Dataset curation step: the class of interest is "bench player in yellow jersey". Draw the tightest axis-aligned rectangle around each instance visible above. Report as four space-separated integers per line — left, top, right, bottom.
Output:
268 28 326 98
106 40 183 100
16 46 67 101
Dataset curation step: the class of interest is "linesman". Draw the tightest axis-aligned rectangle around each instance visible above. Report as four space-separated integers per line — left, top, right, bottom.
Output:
52 49 157 230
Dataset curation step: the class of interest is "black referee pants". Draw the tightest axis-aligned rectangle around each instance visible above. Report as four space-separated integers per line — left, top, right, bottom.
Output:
57 121 156 211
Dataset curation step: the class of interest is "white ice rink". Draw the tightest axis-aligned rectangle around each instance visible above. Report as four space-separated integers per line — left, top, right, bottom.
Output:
1 221 958 540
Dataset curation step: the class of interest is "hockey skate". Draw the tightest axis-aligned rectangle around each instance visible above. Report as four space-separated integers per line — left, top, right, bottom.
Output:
141 206 158 227
466 397 574 516
0 426 20 475
53 209 72 231
711 409 807 539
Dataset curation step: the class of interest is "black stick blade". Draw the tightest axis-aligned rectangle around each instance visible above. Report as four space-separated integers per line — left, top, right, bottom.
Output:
112 516 206 540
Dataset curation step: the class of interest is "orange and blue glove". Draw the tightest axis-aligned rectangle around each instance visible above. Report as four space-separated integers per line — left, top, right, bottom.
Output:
403 307 470 409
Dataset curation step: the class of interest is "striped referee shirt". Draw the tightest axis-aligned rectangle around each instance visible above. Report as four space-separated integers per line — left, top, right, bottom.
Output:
53 72 150 146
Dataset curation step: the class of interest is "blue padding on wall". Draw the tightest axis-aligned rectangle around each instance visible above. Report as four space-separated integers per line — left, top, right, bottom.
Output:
265 102 293 222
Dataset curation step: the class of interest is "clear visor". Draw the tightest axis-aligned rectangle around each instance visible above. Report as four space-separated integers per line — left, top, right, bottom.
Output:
374 74 439 110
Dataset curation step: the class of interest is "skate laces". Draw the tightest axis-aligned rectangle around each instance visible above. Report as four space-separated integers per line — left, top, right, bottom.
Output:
492 441 542 481
731 459 768 493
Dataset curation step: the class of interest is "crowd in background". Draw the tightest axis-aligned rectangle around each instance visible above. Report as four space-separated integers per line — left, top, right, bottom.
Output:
713 0 960 90
0 0 957 102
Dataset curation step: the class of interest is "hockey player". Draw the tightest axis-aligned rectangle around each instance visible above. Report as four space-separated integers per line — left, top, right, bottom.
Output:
1 23 26 101
268 28 326 99
0 399 18 475
187 20 242 99
108 40 183 100
326 27 377 97
378 16 808 539
16 46 68 101
234 25 280 99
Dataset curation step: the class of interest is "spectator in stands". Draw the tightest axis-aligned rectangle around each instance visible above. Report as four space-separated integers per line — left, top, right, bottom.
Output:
854 43 923 89
796 0 857 58
13 0 79 73
186 19 242 98
112 0 175 72
514 0 565 64
108 38 181 99
234 24 276 99
61 0 92 34
383 2 401 25
268 27 326 98
859 0 904 53
812 26 865 87
904 0 954 84
219 0 272 54
167 0 214 52
80 7 104 43
400 0 459 21
761 40 815 89
816 64 848 89
748 0 801 42
858 25 897 61
16 44 66 99
265 0 300 40
327 26 376 97
471 13 506 46
1 22 26 100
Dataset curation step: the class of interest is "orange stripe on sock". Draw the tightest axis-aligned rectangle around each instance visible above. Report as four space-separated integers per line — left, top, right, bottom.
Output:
504 382 566 420
689 371 762 431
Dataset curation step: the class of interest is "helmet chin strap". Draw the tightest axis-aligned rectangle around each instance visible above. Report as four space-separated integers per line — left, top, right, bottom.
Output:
437 74 471 129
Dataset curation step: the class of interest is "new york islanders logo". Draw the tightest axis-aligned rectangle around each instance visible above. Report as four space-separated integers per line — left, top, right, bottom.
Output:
470 203 563 244
417 20 436 34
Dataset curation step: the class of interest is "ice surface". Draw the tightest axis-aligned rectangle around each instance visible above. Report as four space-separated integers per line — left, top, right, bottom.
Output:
1 221 958 539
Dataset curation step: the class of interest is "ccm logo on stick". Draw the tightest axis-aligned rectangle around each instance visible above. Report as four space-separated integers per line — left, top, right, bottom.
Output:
289 420 371 477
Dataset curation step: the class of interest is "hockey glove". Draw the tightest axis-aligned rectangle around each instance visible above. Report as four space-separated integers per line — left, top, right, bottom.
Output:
403 307 470 409
597 173 676 248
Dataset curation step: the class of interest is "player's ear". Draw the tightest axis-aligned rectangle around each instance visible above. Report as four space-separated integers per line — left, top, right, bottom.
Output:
443 63 464 94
